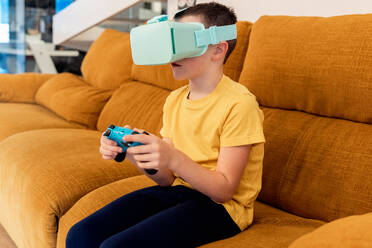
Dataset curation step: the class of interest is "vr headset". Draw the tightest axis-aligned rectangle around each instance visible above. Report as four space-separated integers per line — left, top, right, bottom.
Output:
130 15 237 65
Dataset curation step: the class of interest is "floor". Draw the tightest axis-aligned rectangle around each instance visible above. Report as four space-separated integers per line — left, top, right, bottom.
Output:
0 223 17 248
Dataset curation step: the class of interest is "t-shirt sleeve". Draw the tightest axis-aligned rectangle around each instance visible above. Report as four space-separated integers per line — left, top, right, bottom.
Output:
220 96 265 147
160 94 171 139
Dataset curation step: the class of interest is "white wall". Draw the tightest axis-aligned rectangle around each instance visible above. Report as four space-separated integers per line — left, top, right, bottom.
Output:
168 0 372 22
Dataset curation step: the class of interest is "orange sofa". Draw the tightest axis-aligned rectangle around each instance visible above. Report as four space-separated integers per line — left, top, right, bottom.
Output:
0 14 371 248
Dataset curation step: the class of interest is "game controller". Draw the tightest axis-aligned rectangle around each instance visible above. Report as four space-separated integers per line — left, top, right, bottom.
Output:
103 125 158 175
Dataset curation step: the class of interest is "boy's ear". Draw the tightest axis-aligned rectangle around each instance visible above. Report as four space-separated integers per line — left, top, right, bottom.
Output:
212 41 229 62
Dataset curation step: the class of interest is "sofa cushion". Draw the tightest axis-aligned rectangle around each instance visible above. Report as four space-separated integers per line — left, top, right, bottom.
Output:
97 81 170 134
259 107 372 222
130 21 252 90
81 29 133 90
57 175 156 248
239 14 372 124
0 129 141 248
0 103 83 141
0 73 54 103
35 73 113 129
289 213 372 248
56 175 324 248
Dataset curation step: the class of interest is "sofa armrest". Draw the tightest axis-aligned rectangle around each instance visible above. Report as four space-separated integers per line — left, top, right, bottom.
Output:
289 212 372 248
0 73 54 103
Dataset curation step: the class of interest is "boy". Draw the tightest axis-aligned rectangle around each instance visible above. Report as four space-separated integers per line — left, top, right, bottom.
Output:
66 2 265 248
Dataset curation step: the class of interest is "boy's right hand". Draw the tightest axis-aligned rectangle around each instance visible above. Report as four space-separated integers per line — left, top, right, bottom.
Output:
99 124 132 160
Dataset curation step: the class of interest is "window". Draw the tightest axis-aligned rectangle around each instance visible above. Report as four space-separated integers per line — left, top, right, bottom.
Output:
0 0 9 43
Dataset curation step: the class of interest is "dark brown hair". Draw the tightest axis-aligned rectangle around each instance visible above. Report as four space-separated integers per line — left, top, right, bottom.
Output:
174 2 237 63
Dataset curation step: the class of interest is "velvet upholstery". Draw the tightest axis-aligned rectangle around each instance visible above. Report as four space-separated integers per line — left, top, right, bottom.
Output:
259 107 372 222
35 73 113 129
81 29 133 90
0 129 141 248
239 15 372 124
289 213 372 248
0 15 371 248
97 81 170 133
0 73 54 103
0 103 83 141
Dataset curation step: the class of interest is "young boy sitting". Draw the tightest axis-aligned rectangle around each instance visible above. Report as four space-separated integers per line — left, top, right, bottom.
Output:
66 2 265 248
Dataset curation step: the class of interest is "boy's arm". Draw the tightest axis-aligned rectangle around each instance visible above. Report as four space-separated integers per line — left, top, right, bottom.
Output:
169 144 252 203
125 132 252 203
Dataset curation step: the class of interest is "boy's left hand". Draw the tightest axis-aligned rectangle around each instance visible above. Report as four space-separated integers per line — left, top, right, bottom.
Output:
124 131 177 172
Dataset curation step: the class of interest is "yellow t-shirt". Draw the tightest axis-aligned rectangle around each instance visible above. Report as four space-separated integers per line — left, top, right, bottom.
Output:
160 75 265 230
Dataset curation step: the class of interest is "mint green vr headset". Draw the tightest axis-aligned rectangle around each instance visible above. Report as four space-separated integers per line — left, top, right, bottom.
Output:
130 15 237 65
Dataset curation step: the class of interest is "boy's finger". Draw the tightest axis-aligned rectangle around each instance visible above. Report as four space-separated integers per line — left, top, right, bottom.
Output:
123 134 152 144
133 128 144 133
101 143 122 153
101 136 117 146
124 125 131 129
127 144 153 154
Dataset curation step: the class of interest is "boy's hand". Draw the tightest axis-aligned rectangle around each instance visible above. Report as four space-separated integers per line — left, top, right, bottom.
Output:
99 124 132 160
124 132 177 172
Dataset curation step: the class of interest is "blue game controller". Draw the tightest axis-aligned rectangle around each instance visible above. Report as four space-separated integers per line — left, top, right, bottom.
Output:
103 125 158 175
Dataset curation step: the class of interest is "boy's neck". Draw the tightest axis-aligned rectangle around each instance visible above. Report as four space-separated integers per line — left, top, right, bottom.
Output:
187 67 224 100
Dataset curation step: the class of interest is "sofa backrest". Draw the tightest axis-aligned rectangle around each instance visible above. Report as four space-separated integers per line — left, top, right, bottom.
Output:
34 30 133 129
239 14 372 222
97 21 253 134
81 29 133 90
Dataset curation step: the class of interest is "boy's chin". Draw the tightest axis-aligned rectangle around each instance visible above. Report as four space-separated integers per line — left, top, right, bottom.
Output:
171 71 188 81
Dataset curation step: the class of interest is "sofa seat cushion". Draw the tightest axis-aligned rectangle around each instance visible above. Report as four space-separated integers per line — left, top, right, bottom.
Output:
56 175 324 248
0 103 84 141
202 201 324 248
0 129 141 248
35 73 113 129
289 212 372 248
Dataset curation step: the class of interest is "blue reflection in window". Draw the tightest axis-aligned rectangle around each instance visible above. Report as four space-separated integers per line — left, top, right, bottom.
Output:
56 0 74 13
0 0 9 43
0 0 9 73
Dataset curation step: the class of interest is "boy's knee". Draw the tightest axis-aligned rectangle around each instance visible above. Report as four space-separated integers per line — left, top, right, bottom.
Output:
65 219 97 247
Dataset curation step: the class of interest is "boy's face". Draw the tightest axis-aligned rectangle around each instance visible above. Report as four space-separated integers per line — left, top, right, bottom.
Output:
170 15 223 81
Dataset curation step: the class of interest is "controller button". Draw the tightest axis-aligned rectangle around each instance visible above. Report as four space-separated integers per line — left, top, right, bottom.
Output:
109 124 116 129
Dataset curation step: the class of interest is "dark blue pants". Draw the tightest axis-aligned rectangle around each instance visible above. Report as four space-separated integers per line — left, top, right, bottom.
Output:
66 185 241 248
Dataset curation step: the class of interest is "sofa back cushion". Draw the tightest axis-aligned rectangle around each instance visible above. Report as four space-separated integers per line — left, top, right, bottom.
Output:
81 29 133 90
130 21 252 90
259 107 372 222
35 73 113 129
97 81 169 135
239 14 372 124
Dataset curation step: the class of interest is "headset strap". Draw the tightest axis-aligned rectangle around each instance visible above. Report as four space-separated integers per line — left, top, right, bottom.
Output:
195 24 237 47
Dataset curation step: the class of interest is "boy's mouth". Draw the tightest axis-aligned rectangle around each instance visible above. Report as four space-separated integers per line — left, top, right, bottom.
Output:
171 62 181 68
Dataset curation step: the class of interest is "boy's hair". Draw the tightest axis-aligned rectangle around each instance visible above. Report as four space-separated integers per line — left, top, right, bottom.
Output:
174 2 237 64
